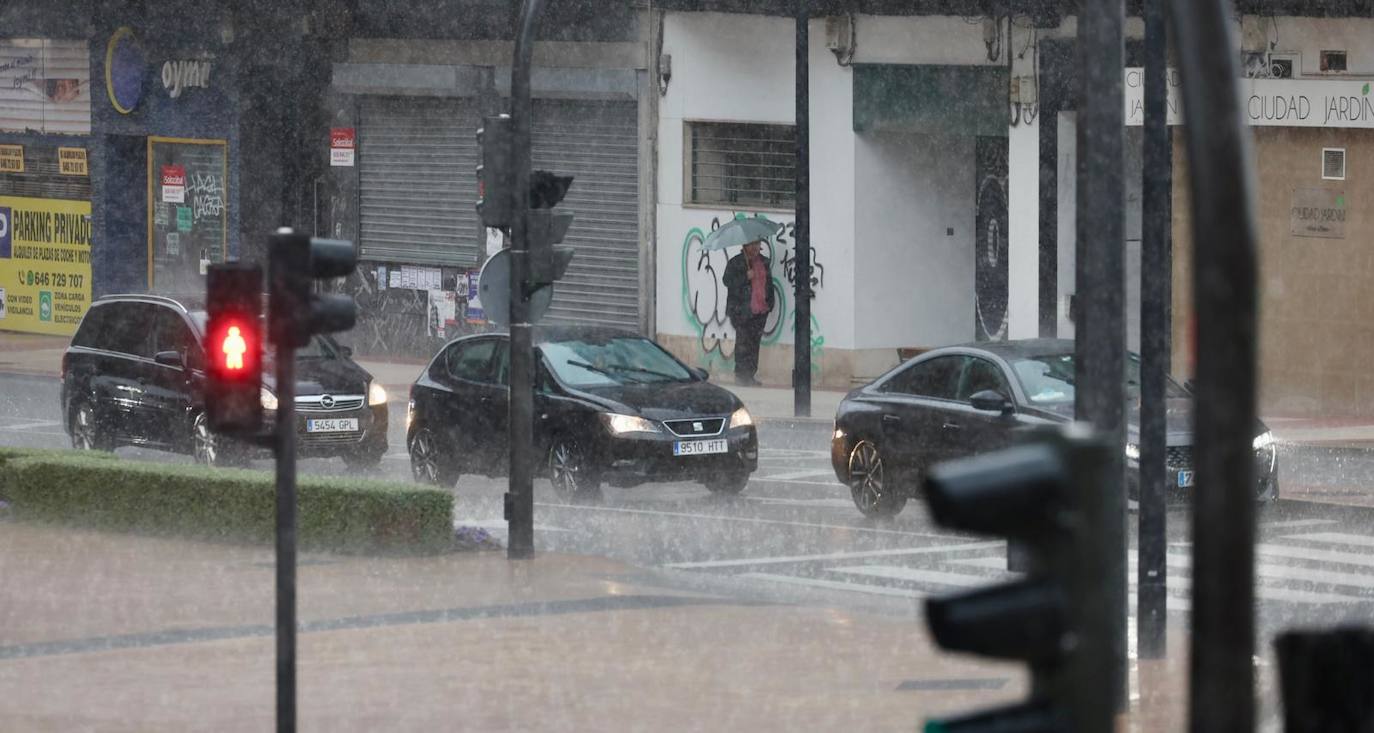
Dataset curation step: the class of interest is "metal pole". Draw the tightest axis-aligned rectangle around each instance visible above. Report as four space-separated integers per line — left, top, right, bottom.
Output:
1165 0 1260 729
793 0 812 417
274 329 297 732
506 0 544 560
1138 0 1171 661
1074 0 1127 712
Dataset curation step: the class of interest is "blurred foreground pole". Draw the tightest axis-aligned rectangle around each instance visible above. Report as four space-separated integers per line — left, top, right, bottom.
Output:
1138 0 1172 660
1074 0 1128 712
793 0 812 417
1276 628 1374 732
506 0 545 560
1165 0 1261 729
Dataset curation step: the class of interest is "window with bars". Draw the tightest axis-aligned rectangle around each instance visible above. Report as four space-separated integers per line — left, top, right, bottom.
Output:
687 121 796 209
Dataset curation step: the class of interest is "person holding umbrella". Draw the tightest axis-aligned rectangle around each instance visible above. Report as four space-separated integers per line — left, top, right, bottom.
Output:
702 216 779 386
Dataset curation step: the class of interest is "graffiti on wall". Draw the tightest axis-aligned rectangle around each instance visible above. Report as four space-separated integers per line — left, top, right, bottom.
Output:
680 213 825 376
974 136 1010 341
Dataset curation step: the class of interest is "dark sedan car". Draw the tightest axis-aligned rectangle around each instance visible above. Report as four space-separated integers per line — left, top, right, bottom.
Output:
61 294 389 467
831 338 1279 517
406 327 758 498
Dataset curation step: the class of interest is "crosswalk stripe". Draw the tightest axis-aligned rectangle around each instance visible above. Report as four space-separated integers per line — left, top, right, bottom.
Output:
1153 551 1374 591
1256 543 1374 569
738 572 925 599
663 541 1002 570
758 469 838 481
1280 532 1374 549
1262 519 1338 529
831 565 1008 588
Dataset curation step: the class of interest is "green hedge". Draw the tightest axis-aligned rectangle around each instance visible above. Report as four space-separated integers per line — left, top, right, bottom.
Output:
0 447 453 554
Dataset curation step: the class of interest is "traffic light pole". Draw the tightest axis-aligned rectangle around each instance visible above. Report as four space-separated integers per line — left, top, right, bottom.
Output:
792 0 811 418
273 335 298 733
1166 0 1260 729
1138 0 1172 660
505 0 544 560
1075 0 1128 712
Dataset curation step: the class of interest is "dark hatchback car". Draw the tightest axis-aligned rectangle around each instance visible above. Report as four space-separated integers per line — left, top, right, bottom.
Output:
831 338 1279 517
406 326 757 498
61 294 389 467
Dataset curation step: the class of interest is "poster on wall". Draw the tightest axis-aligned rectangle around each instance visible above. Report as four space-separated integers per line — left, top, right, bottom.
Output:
0 195 93 336
147 138 226 294
0 39 91 135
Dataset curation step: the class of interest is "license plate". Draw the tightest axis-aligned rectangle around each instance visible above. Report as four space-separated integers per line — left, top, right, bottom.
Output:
1177 470 1195 488
306 418 358 433
674 439 728 456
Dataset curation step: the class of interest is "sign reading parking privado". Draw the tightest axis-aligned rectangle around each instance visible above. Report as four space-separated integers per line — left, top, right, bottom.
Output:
0 195 93 336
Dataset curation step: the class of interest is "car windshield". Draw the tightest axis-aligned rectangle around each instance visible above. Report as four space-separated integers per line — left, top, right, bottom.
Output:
541 336 695 387
1012 352 1190 405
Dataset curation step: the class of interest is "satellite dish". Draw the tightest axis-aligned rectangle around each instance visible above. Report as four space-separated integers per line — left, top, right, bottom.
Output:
477 249 553 326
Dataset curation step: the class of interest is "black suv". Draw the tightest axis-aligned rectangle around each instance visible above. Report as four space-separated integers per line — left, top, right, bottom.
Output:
61 294 388 467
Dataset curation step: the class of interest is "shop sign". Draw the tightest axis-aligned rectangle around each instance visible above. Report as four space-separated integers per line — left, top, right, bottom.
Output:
1124 67 1183 126
330 127 356 167
162 58 211 99
1290 188 1346 239
0 144 23 173
1246 78 1374 128
161 164 186 203
105 27 145 115
58 147 87 176
0 195 94 336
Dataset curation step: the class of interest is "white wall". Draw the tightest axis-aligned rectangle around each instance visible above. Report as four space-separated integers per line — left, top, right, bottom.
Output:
1007 22 1040 339
853 132 974 349
655 13 856 356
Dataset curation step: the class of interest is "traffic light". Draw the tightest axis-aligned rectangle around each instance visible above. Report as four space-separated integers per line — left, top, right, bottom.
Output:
920 426 1113 733
205 262 264 433
526 169 575 287
268 228 358 349
476 114 513 228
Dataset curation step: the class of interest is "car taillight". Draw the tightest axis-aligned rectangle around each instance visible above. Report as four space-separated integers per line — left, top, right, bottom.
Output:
61 351 69 377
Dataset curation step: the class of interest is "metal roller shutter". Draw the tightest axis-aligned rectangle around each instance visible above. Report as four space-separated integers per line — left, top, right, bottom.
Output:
358 97 482 267
531 99 640 330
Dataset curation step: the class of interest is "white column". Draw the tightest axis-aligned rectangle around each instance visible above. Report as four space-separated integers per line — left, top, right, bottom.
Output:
1007 33 1040 339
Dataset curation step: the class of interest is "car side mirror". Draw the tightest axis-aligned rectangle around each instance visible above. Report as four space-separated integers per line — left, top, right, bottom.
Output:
338 345 354 358
970 389 1013 415
154 350 185 370
690 366 709 381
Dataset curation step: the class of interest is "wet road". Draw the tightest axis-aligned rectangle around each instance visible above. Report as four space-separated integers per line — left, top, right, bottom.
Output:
5 371 1374 641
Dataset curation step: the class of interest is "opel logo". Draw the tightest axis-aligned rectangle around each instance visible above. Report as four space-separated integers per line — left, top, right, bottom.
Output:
320 394 335 409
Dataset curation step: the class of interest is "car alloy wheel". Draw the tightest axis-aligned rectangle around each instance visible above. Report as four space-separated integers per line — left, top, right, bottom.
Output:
409 427 446 485
550 437 600 500
193 413 220 466
848 440 905 517
71 403 103 451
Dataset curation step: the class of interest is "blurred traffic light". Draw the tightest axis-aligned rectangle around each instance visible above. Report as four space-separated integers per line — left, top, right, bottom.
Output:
476 114 514 228
205 263 264 433
268 228 358 348
921 427 1114 733
526 170 575 287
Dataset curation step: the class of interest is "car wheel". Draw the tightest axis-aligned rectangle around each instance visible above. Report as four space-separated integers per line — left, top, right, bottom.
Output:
408 426 459 487
71 402 112 452
192 413 249 468
705 470 750 495
549 436 601 501
848 439 906 518
342 446 387 471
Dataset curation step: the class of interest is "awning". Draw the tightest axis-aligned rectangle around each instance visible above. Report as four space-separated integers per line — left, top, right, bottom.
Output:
853 64 1009 137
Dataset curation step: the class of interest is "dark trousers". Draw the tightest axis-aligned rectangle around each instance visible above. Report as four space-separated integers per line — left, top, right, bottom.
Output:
732 313 767 382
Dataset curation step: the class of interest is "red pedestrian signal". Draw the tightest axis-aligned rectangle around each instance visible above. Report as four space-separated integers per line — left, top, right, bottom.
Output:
205 264 264 432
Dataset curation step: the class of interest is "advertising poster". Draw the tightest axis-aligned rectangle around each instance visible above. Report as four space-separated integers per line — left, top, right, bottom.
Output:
428 289 457 338
465 271 484 324
0 195 93 335
0 39 91 135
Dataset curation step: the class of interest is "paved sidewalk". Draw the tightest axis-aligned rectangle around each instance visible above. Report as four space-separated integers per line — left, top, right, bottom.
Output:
0 522 1046 732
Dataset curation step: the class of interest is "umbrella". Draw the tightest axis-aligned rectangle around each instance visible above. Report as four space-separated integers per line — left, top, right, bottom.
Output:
701 216 779 251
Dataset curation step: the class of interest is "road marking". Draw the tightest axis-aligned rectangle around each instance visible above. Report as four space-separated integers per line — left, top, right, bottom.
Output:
536 501 973 540
1255 543 1374 569
1130 555 1374 601
757 448 831 458
745 497 854 509
738 572 925 599
832 564 1009 588
455 518 576 534
0 419 62 431
1262 519 1338 529
1280 532 1374 549
663 541 1003 570
751 477 844 487
760 468 838 481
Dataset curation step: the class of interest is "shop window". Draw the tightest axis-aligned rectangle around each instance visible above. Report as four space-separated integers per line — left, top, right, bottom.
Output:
1323 148 1346 181
687 121 796 209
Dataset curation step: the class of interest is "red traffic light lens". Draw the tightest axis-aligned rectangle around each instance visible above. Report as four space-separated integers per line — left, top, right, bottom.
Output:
208 318 258 379
221 325 248 370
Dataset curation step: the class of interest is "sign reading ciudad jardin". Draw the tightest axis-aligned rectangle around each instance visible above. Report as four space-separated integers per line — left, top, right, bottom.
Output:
1125 69 1374 129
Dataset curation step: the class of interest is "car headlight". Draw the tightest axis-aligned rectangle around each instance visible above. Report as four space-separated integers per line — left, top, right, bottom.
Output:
833 426 845 440
406 398 415 431
1125 442 1140 461
369 382 388 406
601 413 660 435
1253 431 1275 451
729 407 754 429
260 387 278 411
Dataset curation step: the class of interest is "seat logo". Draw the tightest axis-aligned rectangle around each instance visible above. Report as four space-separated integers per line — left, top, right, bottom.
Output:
320 394 335 409
693 421 704 432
